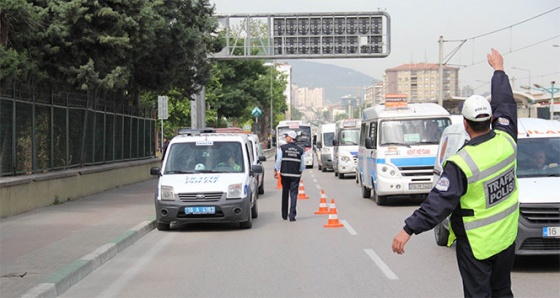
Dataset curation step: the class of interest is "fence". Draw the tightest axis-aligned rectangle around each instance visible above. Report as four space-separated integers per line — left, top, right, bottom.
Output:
0 83 156 177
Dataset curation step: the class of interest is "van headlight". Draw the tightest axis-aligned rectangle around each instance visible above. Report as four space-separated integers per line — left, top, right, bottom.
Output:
227 183 243 199
160 185 177 201
381 165 397 177
341 156 351 162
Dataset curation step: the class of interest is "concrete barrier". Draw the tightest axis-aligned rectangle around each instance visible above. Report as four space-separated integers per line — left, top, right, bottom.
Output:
0 158 161 218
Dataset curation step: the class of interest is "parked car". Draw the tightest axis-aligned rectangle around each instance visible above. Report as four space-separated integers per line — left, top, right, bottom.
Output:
247 134 267 194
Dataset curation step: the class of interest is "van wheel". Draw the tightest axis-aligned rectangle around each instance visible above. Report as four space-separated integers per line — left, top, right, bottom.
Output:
338 173 344 179
434 222 449 246
334 170 338 177
240 208 253 229
374 192 387 205
361 180 371 198
157 222 170 231
258 181 264 195
251 198 259 219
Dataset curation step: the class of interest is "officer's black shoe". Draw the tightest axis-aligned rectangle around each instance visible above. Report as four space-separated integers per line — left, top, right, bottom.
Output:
289 218 296 222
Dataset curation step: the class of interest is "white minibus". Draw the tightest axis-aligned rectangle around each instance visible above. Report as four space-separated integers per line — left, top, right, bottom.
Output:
358 102 451 205
333 119 361 178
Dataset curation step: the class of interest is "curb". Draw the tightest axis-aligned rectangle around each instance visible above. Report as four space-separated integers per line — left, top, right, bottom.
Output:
21 220 156 298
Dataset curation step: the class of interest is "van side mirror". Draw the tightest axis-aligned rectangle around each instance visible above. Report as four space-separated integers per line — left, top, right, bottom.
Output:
150 167 161 176
332 139 339 146
251 164 263 174
365 137 375 149
316 141 322 148
258 155 266 162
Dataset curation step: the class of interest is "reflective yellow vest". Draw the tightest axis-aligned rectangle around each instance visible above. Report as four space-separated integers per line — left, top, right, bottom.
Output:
446 130 519 260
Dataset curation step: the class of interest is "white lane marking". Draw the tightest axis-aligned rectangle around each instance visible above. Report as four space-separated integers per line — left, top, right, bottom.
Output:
313 178 318 184
340 220 357 235
364 249 399 280
316 184 322 190
100 233 175 297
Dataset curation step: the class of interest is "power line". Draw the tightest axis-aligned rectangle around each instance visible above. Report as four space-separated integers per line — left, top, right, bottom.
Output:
466 34 560 67
467 6 560 41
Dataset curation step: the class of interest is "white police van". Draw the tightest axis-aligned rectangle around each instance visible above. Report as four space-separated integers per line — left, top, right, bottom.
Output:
433 118 560 255
150 129 262 230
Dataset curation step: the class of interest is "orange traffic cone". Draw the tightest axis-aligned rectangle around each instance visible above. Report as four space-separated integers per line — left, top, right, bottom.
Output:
275 175 282 189
314 190 329 214
324 199 344 228
297 179 310 199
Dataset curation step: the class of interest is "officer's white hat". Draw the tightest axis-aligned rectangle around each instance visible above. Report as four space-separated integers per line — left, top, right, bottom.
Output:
462 95 492 122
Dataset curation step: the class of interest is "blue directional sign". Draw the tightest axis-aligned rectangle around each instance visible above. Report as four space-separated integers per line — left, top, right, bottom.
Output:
251 107 263 118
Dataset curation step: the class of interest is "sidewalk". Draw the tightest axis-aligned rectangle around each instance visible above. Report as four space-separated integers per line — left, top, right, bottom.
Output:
0 179 158 298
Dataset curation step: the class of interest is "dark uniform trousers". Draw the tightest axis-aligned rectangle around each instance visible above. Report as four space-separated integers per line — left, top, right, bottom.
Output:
456 238 515 298
281 176 300 220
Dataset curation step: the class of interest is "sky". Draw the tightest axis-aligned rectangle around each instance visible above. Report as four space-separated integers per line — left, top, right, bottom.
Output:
209 0 560 95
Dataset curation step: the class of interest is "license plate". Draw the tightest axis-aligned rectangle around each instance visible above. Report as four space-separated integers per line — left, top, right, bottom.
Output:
185 206 215 214
543 226 560 238
409 183 433 190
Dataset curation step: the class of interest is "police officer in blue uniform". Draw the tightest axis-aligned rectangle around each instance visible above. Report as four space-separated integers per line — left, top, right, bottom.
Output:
274 130 306 221
392 48 519 297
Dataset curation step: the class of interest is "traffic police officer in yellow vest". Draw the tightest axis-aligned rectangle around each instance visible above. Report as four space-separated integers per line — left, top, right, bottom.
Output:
392 48 519 298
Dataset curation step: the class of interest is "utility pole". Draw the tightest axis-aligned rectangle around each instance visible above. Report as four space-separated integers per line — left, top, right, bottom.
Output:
438 36 444 106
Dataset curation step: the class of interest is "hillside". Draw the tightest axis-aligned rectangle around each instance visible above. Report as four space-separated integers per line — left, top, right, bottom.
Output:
280 60 378 104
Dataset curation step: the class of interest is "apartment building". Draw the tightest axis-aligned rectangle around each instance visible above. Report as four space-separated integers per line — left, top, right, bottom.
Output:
384 63 459 102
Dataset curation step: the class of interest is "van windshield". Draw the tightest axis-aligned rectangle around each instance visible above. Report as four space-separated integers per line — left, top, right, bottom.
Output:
323 132 334 147
339 129 360 145
517 138 560 178
380 118 451 146
164 141 244 174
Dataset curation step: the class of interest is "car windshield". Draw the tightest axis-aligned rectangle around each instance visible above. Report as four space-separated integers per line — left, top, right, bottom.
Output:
517 138 560 178
164 141 244 174
380 118 450 146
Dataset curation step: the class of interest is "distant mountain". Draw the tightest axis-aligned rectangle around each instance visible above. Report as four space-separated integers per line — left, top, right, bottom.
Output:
280 60 378 105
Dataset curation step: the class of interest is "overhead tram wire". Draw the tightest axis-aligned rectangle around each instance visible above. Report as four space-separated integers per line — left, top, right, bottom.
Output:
466 34 560 67
452 6 560 68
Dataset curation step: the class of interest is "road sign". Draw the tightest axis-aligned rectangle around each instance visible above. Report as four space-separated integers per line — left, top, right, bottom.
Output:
158 96 169 120
251 107 263 118
213 12 391 60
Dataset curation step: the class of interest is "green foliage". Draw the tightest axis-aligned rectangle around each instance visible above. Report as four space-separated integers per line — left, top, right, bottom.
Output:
0 0 219 104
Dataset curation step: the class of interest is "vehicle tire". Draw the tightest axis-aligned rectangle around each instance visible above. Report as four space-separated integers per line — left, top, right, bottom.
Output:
157 222 170 231
361 178 371 199
374 192 387 205
240 207 253 229
251 197 259 219
338 173 344 179
334 170 338 177
434 222 449 246
258 180 264 195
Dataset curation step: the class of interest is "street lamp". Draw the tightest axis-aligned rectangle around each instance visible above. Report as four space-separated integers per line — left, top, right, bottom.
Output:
533 81 559 120
511 67 531 89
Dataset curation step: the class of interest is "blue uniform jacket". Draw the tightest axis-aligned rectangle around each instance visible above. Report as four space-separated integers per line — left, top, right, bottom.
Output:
403 70 518 236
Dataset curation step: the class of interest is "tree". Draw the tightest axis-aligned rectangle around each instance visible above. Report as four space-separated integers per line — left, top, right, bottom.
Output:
0 0 220 107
